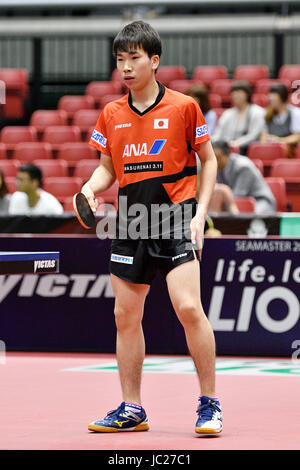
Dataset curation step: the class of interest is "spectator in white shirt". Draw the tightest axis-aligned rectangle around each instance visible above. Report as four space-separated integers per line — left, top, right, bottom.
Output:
8 163 63 215
187 84 218 136
259 83 300 157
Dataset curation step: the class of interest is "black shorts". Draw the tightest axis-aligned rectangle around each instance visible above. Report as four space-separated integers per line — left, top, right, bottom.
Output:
109 237 199 285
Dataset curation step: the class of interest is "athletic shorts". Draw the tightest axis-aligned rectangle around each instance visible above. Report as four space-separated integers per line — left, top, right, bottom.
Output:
109 237 199 285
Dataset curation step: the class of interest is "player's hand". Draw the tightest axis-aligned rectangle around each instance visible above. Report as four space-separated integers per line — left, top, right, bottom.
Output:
190 212 205 260
81 183 98 213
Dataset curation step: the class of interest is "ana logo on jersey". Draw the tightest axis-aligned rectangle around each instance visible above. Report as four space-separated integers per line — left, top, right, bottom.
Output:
122 139 166 158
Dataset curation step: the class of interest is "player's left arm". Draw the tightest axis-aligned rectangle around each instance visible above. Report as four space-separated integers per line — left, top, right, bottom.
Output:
190 140 217 258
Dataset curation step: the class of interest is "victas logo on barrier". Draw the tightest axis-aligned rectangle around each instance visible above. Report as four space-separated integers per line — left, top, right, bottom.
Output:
0 274 114 303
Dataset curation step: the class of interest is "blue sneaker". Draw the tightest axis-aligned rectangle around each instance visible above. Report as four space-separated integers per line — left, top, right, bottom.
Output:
88 402 149 432
195 396 223 435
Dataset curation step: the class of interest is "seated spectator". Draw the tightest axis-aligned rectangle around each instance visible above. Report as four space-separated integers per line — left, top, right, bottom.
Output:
187 84 217 135
8 163 63 215
259 83 300 157
212 80 265 154
209 141 276 214
0 168 11 214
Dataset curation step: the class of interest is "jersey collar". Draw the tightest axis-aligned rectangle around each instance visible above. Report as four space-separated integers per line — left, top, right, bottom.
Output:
128 81 165 116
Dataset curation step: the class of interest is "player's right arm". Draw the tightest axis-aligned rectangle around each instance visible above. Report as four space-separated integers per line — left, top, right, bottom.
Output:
81 153 116 213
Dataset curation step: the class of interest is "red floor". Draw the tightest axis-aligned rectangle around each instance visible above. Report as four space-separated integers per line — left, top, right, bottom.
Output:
0 352 299 450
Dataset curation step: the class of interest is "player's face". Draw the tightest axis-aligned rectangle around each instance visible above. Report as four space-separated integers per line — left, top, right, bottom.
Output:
116 47 159 90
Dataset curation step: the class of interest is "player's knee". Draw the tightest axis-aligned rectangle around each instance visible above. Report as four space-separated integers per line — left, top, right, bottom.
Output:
176 302 202 327
114 305 142 331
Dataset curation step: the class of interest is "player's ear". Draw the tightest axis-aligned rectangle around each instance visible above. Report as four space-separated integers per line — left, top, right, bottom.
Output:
151 55 159 72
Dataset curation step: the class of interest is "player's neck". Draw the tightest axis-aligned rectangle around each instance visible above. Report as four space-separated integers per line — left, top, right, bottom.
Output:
130 78 160 113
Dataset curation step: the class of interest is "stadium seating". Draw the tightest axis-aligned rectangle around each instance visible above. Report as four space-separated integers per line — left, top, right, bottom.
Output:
29 110 68 136
98 94 125 109
234 197 256 212
247 142 288 175
14 142 53 163
0 159 21 177
73 159 99 180
0 126 38 155
270 159 300 211
192 66 228 87
155 66 186 86
111 69 127 92
86 81 123 107
32 159 68 177
5 177 17 193
42 126 81 154
168 79 204 94
208 93 222 108
254 78 291 94
72 109 100 135
251 93 268 108
210 79 233 107
278 65 300 84
233 65 269 86
264 176 288 212
0 68 28 119
251 158 264 175
0 143 7 158
57 95 95 123
58 142 98 168
97 180 119 208
43 176 83 204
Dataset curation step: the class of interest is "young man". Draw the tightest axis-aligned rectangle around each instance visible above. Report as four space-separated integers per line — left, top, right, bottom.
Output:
8 163 63 215
83 20 222 435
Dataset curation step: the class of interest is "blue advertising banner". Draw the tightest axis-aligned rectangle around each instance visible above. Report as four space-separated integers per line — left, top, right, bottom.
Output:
0 236 299 357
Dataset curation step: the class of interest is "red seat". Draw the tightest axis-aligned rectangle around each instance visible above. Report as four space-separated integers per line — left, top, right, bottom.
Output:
208 93 222 108
210 79 233 107
43 126 81 153
233 65 269 86
43 176 83 203
278 65 300 83
264 176 287 212
32 159 68 177
86 81 123 107
192 66 227 87
296 144 300 159
86 126 95 142
155 66 186 86
14 142 52 163
58 142 98 167
0 143 7 158
73 109 100 133
234 197 256 212
0 126 38 154
255 78 291 94
99 94 124 109
111 69 127 93
251 93 268 108
270 159 300 210
247 142 288 176
57 95 95 123
0 68 28 119
74 159 100 180
168 79 204 94
251 158 264 175
29 110 68 135
5 176 17 193
0 159 21 177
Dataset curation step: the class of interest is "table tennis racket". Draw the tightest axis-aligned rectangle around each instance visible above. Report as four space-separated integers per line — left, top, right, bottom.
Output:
73 192 96 229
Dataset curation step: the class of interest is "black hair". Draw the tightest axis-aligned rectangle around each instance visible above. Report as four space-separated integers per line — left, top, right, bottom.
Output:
269 83 289 103
19 163 43 187
212 140 231 155
231 80 253 103
112 20 162 59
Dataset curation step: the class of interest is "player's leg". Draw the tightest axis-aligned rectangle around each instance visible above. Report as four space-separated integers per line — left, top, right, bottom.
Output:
166 258 216 396
166 258 222 434
110 273 149 404
88 274 150 433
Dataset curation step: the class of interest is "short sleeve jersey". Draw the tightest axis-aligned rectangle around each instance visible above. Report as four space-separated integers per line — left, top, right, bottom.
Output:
89 82 209 205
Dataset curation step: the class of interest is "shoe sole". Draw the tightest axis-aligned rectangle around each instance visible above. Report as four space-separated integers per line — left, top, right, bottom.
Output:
88 422 149 433
195 427 222 435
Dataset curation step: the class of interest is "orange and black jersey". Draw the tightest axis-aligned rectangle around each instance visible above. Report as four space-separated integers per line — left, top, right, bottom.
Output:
89 82 210 237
